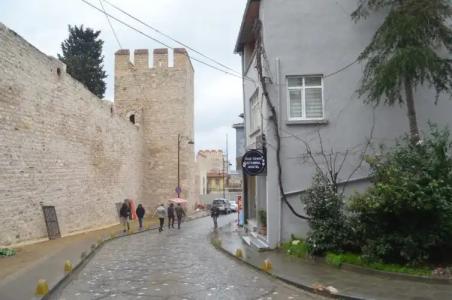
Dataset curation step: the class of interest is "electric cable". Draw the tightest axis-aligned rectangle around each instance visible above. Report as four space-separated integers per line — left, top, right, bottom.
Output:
98 0 122 49
102 0 244 77
80 0 248 81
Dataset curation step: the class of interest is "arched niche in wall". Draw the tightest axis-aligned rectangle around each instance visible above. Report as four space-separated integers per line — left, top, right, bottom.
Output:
126 111 139 126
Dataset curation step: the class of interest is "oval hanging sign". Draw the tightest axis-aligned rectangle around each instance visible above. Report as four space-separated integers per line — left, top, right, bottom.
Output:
242 149 266 176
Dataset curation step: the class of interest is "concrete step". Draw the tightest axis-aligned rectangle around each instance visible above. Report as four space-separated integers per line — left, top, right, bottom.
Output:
241 234 269 251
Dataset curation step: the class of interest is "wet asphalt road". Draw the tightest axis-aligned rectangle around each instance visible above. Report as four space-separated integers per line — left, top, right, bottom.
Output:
57 214 323 300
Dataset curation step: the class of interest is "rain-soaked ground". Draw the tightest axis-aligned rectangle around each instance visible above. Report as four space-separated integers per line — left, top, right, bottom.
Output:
54 214 324 300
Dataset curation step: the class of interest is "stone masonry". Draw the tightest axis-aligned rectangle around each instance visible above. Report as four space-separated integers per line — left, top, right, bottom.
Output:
114 48 196 213
0 23 195 246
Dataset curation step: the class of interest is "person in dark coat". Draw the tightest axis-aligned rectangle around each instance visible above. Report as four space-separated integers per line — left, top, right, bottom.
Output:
175 203 186 229
210 205 220 230
136 204 145 230
120 202 130 232
167 203 175 229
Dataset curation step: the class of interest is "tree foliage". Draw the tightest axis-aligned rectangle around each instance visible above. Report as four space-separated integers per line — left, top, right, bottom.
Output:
353 0 452 142
58 25 107 98
350 125 452 264
304 174 354 255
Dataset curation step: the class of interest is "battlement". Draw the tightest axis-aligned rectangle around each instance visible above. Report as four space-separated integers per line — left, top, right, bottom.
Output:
114 48 192 71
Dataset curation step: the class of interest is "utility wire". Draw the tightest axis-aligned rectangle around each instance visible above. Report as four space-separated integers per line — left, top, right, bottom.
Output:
80 0 247 80
324 59 359 78
102 0 244 78
98 0 122 49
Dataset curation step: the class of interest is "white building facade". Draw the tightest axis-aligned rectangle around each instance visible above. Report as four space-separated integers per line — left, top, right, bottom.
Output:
235 0 452 248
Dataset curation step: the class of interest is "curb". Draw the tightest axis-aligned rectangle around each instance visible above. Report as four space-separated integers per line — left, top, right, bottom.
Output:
43 211 210 299
210 228 364 300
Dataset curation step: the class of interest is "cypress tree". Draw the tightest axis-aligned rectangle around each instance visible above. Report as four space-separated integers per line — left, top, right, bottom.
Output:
353 0 452 143
58 25 107 98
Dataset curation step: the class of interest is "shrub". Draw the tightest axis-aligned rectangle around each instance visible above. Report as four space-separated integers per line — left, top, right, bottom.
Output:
303 174 354 255
258 210 267 227
325 252 431 276
281 239 309 258
350 125 452 265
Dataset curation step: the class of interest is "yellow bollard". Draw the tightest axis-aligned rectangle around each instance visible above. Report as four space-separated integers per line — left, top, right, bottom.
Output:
35 279 49 296
235 249 243 258
64 260 73 273
261 259 272 272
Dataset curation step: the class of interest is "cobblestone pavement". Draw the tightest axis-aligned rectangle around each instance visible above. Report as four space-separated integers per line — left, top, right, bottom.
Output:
57 215 324 300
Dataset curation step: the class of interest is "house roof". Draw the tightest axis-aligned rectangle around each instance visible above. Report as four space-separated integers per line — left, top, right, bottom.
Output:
234 0 261 53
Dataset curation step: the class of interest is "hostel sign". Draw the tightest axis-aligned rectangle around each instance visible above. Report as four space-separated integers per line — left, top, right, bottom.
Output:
242 149 266 176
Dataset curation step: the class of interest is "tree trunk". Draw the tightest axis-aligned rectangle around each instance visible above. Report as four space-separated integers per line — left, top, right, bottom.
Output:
404 77 420 144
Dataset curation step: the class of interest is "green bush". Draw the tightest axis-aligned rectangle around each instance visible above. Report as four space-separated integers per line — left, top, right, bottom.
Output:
258 210 267 227
350 125 452 265
325 252 431 276
281 239 309 258
304 174 354 255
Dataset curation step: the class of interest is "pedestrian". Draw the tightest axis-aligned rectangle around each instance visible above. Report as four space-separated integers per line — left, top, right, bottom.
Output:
153 204 166 232
175 203 186 229
211 204 220 230
167 203 175 229
119 202 130 232
136 204 145 230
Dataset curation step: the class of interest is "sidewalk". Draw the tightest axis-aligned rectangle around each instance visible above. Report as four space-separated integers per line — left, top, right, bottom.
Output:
0 210 208 300
214 222 452 300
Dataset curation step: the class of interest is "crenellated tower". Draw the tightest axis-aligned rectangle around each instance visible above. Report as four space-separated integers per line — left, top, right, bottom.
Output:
114 48 195 212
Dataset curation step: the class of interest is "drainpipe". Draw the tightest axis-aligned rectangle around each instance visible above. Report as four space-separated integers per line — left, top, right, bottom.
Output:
275 57 282 246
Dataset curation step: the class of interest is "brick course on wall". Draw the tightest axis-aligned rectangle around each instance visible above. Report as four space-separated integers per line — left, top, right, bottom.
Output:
0 23 144 246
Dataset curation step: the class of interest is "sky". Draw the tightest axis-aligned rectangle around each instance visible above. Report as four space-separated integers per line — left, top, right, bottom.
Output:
0 0 246 169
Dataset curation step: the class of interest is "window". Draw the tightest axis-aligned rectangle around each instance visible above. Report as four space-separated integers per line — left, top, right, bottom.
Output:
287 75 324 120
249 91 260 133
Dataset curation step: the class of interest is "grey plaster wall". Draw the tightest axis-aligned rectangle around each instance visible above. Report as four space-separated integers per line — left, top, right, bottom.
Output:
240 0 452 247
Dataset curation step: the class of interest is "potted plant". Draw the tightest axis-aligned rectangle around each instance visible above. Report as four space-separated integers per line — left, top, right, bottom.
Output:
258 210 267 235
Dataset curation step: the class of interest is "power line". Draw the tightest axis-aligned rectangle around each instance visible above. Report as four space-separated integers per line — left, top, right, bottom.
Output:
98 0 122 49
80 0 247 80
102 0 244 78
324 59 358 78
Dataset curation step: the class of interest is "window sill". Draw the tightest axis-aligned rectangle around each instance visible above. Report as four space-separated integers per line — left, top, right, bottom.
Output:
286 119 329 126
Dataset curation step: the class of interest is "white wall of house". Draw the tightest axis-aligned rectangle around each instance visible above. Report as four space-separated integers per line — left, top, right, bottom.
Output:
239 0 452 248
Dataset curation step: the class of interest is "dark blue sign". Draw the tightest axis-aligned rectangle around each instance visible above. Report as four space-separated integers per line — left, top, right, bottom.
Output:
242 149 266 176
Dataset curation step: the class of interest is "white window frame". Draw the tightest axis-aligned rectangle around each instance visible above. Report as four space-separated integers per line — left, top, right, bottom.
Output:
249 90 260 134
287 75 325 121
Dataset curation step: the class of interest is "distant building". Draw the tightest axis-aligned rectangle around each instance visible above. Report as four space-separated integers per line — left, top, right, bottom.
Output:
196 150 225 195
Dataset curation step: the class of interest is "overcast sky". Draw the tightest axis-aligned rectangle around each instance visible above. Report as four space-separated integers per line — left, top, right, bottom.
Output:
0 0 246 169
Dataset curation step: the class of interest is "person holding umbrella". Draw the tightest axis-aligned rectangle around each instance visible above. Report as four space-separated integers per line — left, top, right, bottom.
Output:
167 203 175 229
175 203 186 229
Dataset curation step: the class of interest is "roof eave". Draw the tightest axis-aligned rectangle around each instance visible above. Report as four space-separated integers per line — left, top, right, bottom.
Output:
234 0 260 54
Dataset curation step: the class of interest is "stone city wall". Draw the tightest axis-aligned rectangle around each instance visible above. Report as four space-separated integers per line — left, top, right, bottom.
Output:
0 23 143 246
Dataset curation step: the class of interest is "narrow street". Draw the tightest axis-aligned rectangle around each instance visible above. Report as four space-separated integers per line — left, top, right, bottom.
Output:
54 215 323 300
